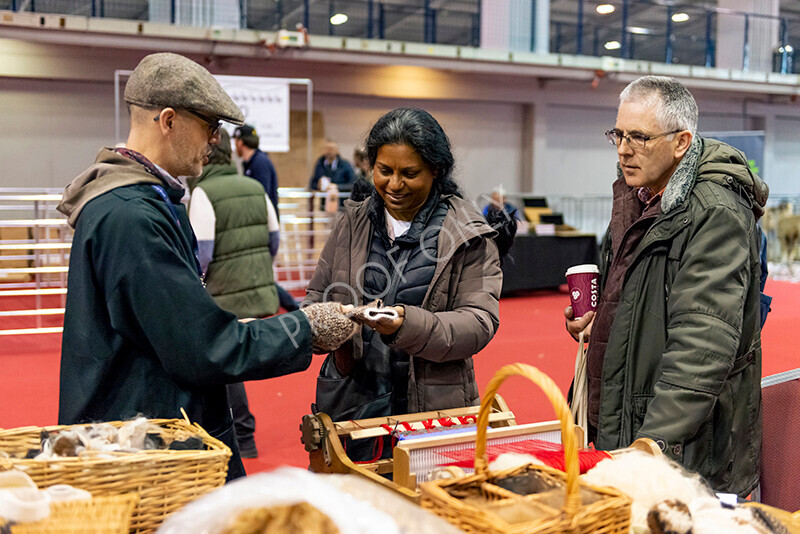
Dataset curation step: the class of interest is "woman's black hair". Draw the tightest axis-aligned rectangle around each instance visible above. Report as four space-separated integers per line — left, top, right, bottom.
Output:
365 107 461 197
349 176 374 202
364 107 515 262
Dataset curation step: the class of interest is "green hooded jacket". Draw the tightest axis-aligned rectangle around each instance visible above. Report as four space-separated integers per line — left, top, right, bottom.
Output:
56 148 312 460
596 136 768 497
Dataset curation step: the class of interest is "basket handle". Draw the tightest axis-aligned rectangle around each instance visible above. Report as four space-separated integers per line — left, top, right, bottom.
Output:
474 363 581 518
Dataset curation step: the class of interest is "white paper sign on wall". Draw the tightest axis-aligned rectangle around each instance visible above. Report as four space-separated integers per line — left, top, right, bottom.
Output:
215 75 291 152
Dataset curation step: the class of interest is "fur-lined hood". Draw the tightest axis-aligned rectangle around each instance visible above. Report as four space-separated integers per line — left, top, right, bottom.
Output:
616 135 769 218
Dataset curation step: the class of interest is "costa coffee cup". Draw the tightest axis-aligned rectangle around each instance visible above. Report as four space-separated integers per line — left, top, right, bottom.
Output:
566 264 600 319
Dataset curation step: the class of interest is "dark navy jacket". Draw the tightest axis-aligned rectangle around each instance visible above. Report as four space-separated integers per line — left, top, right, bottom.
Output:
243 149 279 215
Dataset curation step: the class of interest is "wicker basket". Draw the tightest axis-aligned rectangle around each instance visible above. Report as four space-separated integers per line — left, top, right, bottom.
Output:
8 494 138 534
419 363 632 534
0 418 230 534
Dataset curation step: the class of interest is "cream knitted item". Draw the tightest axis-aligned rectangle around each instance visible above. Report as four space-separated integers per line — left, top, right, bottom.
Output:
300 302 359 353
345 299 400 325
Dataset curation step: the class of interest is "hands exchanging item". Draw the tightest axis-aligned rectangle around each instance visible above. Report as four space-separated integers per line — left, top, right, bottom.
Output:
347 302 405 336
300 300 406 354
564 306 595 342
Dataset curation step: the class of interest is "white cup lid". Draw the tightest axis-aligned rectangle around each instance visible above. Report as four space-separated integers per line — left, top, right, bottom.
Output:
566 264 599 276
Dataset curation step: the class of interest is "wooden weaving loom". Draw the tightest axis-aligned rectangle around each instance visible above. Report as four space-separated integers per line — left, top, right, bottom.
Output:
300 396 662 503
301 396 591 502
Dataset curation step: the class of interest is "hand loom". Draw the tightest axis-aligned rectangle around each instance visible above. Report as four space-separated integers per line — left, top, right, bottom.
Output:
301 396 661 503
301 396 518 502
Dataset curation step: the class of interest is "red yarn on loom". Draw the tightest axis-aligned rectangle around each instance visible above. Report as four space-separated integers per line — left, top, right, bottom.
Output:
350 416 484 464
437 439 613 474
530 448 613 473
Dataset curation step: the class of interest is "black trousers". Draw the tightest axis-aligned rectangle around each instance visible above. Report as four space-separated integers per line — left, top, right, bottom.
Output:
276 284 299 311
213 422 246 481
226 382 256 450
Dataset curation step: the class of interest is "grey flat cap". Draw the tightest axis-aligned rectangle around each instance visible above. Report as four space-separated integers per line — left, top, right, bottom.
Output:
125 52 244 126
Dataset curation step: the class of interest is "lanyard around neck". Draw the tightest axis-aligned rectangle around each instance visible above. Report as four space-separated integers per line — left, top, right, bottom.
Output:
150 185 204 280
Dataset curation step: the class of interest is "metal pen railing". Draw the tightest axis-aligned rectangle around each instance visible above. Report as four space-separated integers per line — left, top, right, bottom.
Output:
0 186 349 335
274 188 346 291
0 188 71 335
0 186 658 337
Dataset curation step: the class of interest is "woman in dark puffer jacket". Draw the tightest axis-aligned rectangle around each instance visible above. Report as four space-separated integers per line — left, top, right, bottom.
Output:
304 107 515 460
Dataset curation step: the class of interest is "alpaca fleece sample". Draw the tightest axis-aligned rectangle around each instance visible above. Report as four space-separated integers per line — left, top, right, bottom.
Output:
648 497 783 534
581 452 713 531
220 502 340 534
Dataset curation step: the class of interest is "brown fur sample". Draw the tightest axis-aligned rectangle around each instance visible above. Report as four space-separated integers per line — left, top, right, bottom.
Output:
220 502 340 534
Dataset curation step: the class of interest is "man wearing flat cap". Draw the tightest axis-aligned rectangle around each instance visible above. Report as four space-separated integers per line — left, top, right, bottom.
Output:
57 52 356 479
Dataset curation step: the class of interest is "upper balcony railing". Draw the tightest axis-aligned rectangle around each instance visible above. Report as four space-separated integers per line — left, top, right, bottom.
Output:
1 0 797 75
550 1 798 74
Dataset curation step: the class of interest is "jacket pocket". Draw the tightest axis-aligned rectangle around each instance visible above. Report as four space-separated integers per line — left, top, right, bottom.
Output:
703 349 756 488
687 383 731 488
631 394 653 439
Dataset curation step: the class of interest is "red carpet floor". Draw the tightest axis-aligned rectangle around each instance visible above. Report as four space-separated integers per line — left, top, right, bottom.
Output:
1 279 798 474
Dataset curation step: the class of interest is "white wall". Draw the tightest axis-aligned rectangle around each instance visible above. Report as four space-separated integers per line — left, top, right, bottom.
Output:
310 94 524 202
0 78 120 188
534 102 619 196
0 77 524 202
767 115 800 196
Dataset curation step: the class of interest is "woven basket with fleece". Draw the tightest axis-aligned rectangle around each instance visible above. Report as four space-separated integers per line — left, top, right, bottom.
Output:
419 363 632 534
0 418 229 534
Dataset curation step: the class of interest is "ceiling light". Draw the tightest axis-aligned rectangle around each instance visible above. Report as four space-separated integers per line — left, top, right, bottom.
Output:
627 26 652 35
604 40 621 50
596 4 615 15
671 12 689 23
330 13 348 25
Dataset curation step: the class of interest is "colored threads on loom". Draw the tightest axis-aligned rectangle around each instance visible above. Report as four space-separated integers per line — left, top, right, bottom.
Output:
438 439 613 474
347 415 482 464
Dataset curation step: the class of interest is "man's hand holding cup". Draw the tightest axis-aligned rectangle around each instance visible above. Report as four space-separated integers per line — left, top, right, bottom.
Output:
564 264 599 342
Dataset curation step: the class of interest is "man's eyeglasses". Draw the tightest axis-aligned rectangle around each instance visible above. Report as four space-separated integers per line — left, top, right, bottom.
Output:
187 109 222 136
605 128 682 150
152 109 222 137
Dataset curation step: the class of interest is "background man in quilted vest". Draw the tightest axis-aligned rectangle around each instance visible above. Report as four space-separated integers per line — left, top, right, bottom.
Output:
188 128 281 459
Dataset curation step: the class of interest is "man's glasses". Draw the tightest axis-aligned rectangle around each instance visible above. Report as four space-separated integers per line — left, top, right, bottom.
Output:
187 109 222 136
605 128 682 150
152 109 222 137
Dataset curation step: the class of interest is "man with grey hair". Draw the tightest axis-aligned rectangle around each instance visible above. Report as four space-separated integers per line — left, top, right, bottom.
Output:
565 75 768 496
57 52 355 480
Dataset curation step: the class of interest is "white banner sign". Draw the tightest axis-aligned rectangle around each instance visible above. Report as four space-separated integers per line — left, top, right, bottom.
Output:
215 75 290 152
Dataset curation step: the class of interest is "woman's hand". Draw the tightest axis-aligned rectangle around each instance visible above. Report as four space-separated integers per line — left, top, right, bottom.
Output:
564 306 595 342
361 305 405 336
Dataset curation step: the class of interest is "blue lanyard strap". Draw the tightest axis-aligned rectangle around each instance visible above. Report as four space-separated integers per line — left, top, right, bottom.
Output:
150 185 204 280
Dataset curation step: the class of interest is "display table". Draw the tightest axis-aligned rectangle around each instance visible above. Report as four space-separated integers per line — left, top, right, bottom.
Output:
502 233 599 295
